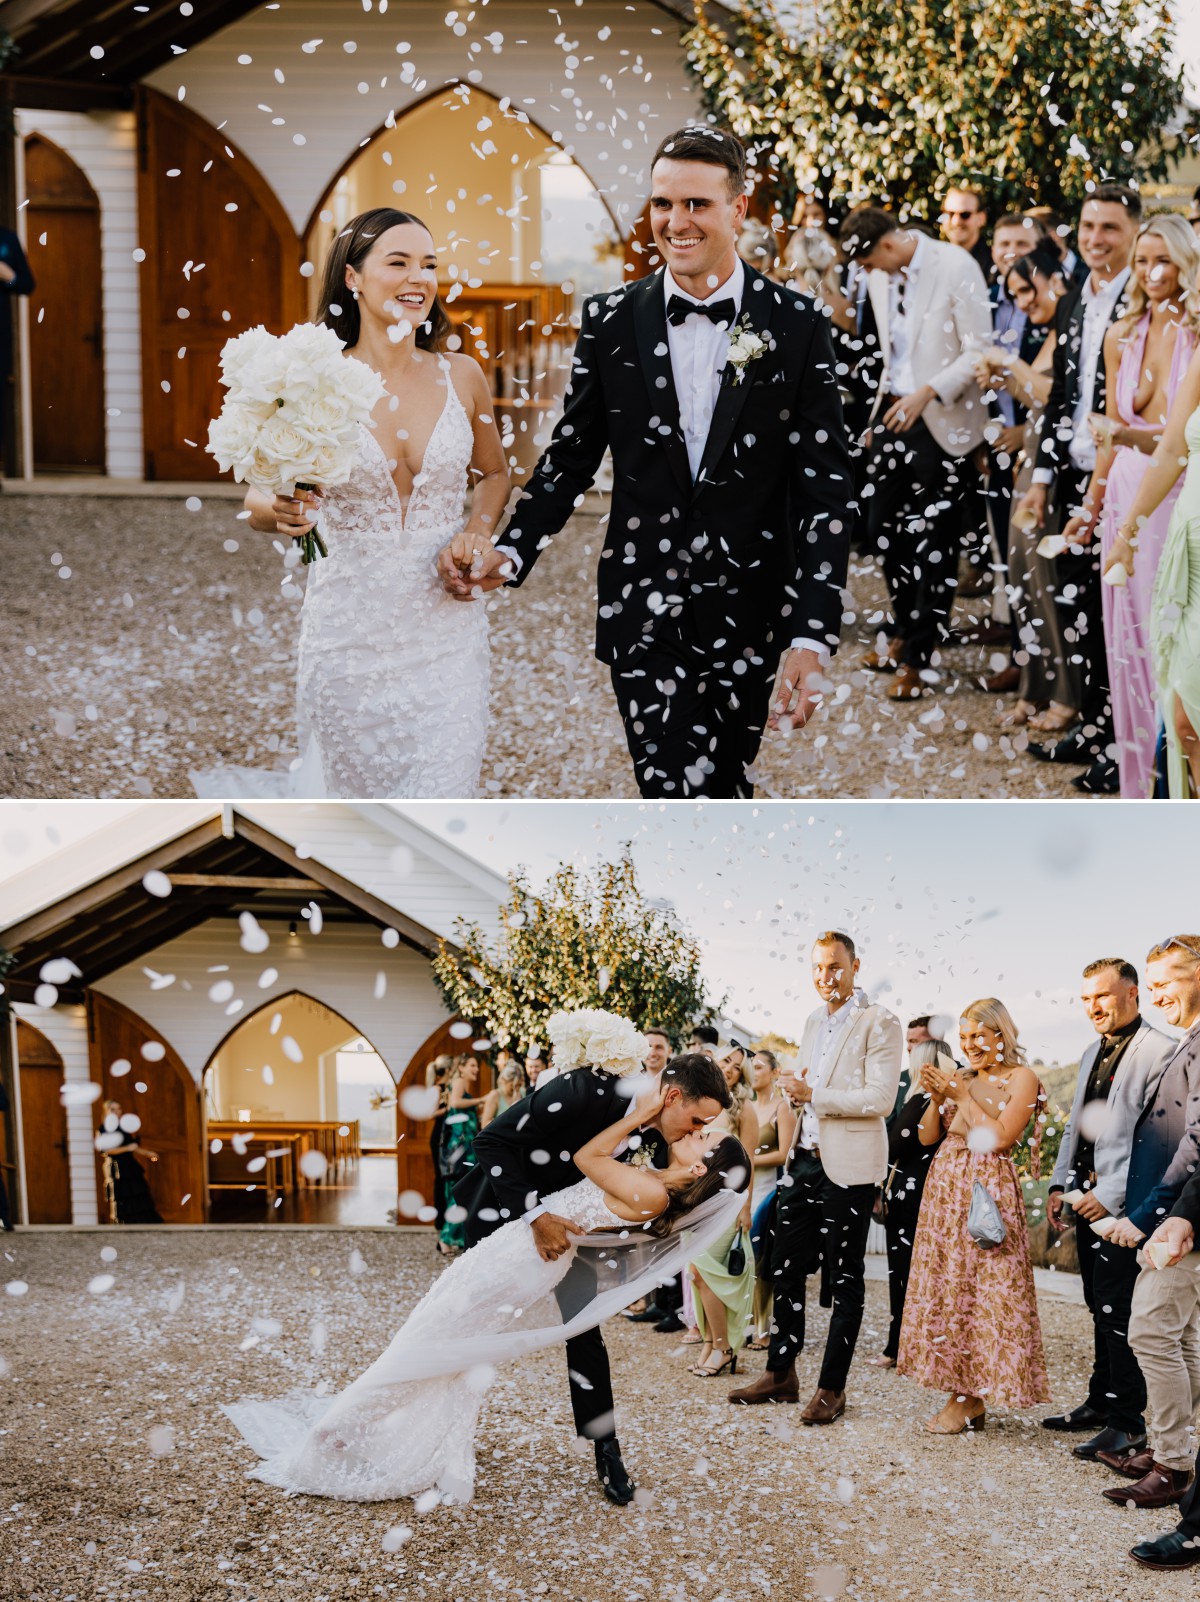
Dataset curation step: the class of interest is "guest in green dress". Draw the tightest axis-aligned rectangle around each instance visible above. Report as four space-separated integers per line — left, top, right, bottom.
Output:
438 1055 487 1254
688 1061 757 1376
1104 346 1200 797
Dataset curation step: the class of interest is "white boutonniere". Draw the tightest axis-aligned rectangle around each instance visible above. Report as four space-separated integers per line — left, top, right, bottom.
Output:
724 315 768 386
627 1146 657 1171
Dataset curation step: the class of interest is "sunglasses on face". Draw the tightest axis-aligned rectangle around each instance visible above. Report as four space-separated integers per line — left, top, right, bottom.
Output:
942 209 979 220
1161 936 1200 962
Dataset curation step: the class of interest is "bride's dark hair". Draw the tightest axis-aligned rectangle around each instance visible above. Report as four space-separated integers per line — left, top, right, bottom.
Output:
317 207 453 352
648 1135 749 1238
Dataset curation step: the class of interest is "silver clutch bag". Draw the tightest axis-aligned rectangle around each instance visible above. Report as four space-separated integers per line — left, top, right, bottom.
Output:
967 1179 1007 1249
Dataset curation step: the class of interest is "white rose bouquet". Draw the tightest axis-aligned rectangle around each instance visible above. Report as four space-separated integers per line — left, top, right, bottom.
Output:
545 1008 650 1079
207 321 387 563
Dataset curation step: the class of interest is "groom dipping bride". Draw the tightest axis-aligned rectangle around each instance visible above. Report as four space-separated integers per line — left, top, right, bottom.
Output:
223 1024 744 1509
439 124 855 800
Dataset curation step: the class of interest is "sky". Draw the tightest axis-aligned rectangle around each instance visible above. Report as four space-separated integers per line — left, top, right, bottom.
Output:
0 799 1192 1067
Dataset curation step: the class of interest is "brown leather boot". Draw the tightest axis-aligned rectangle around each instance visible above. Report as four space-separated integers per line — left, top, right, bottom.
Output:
1102 1464 1195 1509
800 1386 846 1425
1096 1444 1156 1479
886 665 926 702
727 1365 799 1405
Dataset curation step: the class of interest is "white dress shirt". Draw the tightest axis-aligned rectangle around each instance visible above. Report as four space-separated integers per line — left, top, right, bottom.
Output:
798 987 869 1151
885 233 926 396
1032 266 1130 485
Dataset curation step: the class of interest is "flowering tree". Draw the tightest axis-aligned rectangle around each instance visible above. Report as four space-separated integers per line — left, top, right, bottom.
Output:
685 0 1187 218
432 851 718 1055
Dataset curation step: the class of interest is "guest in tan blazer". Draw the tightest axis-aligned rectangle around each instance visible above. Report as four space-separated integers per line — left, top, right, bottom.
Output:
729 929 903 1421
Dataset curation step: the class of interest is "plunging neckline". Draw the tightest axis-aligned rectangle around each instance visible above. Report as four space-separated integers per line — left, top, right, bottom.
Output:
360 360 456 531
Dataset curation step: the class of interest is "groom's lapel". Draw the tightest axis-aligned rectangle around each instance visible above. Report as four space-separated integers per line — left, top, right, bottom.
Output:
632 272 692 499
692 267 778 496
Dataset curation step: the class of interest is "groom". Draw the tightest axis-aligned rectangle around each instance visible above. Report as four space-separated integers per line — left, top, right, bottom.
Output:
454 1051 731 1503
438 125 855 798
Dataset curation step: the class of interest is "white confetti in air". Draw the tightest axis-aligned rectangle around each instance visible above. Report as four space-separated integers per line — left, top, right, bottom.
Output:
142 870 172 898
141 1041 165 1062
397 1189 425 1218
382 1525 413 1551
399 1086 440 1121
258 968 279 989
40 957 81 985
413 1489 440 1515
311 1320 328 1355
87 1275 115 1295
1077 1100 1110 1142
349 1249 368 1277
835 1475 855 1504
449 1021 473 1039
5 1282 28 1298
389 845 415 877
239 912 270 954
381 928 400 949
33 984 57 1008
299 1150 328 1182
61 1082 102 1108
374 971 387 1000
118 1114 142 1134
110 1058 131 1078
966 1125 999 1154
209 980 235 1004
253 1317 283 1337
100 1246 117 1263
167 1282 185 1314
282 1036 303 1063
148 1425 175 1456
812 1564 848 1600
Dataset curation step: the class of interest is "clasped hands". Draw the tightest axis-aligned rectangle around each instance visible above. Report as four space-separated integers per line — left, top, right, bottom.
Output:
918 1061 963 1102
436 532 512 601
779 1068 813 1106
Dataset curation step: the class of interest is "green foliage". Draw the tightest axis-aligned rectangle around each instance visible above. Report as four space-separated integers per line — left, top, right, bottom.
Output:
684 0 1189 218
432 850 720 1055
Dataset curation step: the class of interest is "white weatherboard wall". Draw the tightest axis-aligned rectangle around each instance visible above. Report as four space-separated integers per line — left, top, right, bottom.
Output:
145 0 699 237
12 1001 99 1226
14 109 143 479
91 918 451 1085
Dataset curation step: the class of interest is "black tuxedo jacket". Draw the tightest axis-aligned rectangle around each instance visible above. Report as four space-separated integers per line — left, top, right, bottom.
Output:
1034 273 1127 483
454 1067 667 1240
500 267 855 667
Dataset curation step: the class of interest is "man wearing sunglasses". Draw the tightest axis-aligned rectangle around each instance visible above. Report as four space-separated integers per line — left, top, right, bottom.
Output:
940 186 993 283
1092 936 1200 1562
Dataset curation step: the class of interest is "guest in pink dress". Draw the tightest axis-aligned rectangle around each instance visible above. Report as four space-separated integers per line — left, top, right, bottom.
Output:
1065 215 1200 797
896 998 1050 1434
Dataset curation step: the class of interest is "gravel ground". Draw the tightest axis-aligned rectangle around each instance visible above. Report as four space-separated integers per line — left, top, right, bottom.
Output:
1 491 1084 799
0 1228 1190 1602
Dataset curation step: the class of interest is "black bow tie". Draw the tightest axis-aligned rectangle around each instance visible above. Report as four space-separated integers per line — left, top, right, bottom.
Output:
667 294 737 328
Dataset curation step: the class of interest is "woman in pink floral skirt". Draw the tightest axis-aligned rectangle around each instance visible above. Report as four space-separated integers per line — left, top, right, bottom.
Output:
896 998 1050 1434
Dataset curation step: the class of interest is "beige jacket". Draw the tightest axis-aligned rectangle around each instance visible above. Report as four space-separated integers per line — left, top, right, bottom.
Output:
864 236 993 457
792 996 904 1187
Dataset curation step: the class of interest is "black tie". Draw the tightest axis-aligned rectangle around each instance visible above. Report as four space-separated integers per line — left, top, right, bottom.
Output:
666 294 736 328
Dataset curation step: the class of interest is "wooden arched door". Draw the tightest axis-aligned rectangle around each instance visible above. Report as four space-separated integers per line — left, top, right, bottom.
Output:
135 87 304 480
23 135 105 472
396 1018 491 1222
15 1020 71 1224
87 991 203 1223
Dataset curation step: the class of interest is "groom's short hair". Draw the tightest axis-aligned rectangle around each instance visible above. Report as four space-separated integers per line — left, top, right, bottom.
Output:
651 126 747 199
663 1052 733 1109
839 206 900 262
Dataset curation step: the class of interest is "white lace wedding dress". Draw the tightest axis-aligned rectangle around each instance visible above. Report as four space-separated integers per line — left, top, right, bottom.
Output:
222 1178 630 1505
192 355 489 799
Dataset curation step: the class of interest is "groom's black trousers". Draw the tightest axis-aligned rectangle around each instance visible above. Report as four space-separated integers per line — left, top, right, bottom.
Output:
767 1150 875 1392
610 601 780 799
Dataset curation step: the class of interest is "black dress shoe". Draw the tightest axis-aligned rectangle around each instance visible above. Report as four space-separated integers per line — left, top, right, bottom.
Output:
594 1439 635 1506
1073 1425 1146 1462
1027 727 1096 764
623 1305 667 1323
1042 1403 1106 1432
1130 1530 1200 1570
1072 757 1120 794
653 1312 685 1333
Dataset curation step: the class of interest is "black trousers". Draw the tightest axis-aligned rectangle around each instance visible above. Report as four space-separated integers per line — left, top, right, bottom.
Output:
881 1164 933 1362
1052 464 1111 745
865 418 969 670
555 1259 617 1442
610 602 780 799
1076 1223 1146 1434
767 1150 876 1391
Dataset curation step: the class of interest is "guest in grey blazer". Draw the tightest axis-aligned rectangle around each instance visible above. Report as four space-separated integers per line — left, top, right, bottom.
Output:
1044 958 1174 1460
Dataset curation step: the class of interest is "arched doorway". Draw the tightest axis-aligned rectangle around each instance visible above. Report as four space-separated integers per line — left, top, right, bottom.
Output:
303 88 622 483
394 1016 493 1220
24 134 105 472
14 1019 71 1224
87 991 204 1224
202 991 399 1225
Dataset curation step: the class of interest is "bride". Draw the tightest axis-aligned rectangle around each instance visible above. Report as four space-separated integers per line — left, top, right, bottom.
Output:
223 1086 748 1505
193 207 510 800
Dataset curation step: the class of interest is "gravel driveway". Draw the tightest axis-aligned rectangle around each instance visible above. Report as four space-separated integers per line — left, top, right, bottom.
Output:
0 1228 1175 1602
2 490 1082 799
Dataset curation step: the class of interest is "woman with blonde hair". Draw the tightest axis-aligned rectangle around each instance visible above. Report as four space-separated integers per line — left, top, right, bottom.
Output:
896 999 1050 1433
1062 212 1200 796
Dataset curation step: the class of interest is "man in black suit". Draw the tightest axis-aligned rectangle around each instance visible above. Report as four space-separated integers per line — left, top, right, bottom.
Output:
438 125 854 798
454 1050 730 1504
1015 185 1140 792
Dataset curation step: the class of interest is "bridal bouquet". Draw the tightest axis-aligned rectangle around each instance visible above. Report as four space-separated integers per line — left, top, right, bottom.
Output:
207 322 387 563
545 1008 649 1078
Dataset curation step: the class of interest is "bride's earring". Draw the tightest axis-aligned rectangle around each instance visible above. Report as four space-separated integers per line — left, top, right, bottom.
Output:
352 287 360 302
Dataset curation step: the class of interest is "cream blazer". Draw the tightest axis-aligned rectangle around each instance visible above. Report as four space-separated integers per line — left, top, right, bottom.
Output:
793 999 904 1188
864 236 993 458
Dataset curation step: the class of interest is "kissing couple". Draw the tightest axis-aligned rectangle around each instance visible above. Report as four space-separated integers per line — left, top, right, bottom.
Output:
223 1024 746 1507
197 124 854 803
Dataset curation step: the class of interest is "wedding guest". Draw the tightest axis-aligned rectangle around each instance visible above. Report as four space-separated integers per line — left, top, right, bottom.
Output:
941 185 994 282
1028 208 1089 287
839 207 992 701
1097 937 1200 1518
625 1023 686 1331
438 1055 487 1255
1043 959 1173 1460
643 1026 673 1075
1092 340 1200 798
688 1023 720 1059
737 217 777 279
1017 185 1141 775
481 1062 526 1128
747 1049 796 1349
729 931 902 1421
896 999 1050 1432
425 1054 453 1238
1062 215 1200 796
870 1025 953 1369
688 1096 755 1375
1189 185 1200 237
976 246 1080 733
97 1101 162 1225
0 226 34 470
